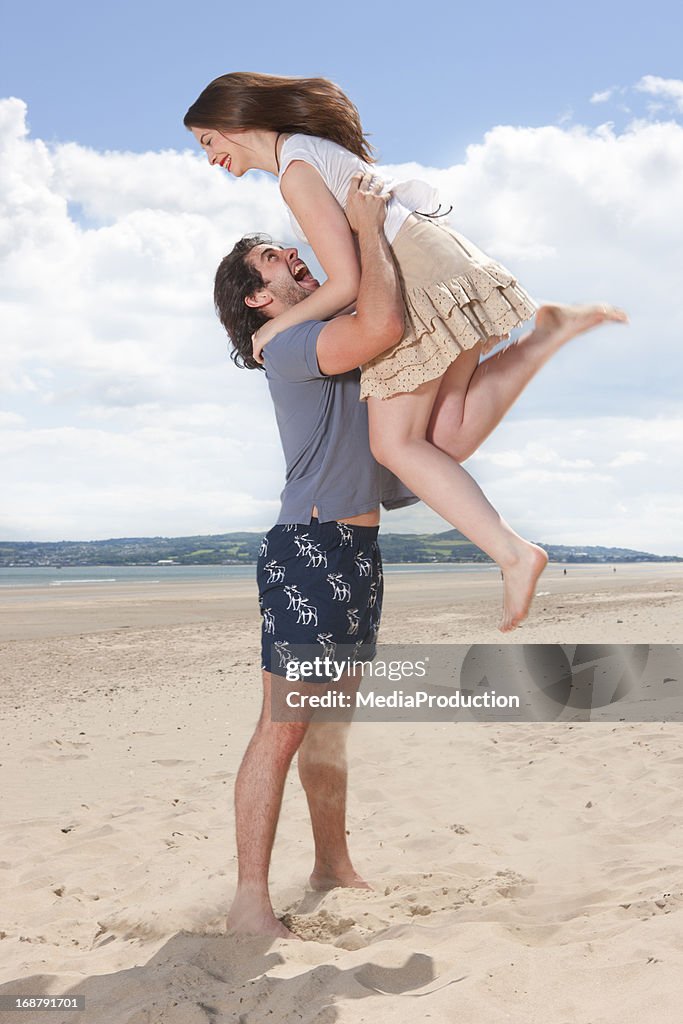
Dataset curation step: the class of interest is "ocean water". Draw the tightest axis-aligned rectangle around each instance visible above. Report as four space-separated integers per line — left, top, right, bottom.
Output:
0 561 674 591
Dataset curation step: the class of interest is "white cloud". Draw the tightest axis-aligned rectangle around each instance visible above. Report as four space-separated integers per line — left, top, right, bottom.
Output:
1 97 682 553
590 89 615 104
384 416 681 554
463 417 682 554
608 451 648 468
636 75 683 112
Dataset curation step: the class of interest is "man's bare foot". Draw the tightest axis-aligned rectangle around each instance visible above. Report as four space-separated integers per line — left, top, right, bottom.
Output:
499 542 549 632
226 898 302 939
309 867 372 892
535 302 628 345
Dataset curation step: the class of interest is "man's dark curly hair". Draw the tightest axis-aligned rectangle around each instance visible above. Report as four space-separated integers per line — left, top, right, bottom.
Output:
214 234 276 370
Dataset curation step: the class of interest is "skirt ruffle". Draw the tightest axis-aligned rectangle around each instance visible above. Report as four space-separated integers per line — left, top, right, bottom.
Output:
360 217 537 401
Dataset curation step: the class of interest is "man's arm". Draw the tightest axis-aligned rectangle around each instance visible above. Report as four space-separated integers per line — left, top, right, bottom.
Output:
315 174 405 377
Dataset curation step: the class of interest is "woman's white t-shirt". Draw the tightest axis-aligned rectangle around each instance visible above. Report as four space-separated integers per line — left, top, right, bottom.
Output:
278 134 440 245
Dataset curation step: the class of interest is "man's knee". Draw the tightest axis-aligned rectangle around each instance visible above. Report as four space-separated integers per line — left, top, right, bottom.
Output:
300 720 350 760
256 717 309 759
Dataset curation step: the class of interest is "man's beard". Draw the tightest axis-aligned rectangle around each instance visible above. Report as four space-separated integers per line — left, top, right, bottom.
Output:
269 278 309 307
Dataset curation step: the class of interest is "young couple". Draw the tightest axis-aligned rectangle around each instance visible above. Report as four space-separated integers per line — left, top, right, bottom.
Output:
184 73 626 937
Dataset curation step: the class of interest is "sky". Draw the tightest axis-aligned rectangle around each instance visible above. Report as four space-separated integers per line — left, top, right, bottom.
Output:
1 0 682 553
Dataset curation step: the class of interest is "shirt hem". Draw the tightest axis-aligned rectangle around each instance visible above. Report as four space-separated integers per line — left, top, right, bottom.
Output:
276 493 417 524
276 498 380 525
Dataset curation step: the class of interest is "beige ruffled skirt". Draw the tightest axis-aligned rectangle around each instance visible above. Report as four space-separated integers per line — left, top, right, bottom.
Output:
359 215 538 401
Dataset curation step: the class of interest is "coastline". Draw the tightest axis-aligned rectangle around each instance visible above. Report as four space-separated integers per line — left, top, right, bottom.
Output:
2 561 681 643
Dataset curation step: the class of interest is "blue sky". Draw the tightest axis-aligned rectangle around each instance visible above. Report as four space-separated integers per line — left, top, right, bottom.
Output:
1 0 682 551
2 0 681 163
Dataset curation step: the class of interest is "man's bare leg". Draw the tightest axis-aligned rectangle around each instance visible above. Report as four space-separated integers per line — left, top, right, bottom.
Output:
225 671 308 939
428 303 628 462
297 680 371 890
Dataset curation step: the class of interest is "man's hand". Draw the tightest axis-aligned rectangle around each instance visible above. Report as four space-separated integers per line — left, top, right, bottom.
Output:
345 171 389 235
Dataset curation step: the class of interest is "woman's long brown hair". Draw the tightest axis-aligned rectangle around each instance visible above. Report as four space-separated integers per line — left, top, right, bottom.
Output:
184 71 375 162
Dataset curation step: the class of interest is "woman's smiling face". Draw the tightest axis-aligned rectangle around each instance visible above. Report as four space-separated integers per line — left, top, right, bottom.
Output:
191 126 252 176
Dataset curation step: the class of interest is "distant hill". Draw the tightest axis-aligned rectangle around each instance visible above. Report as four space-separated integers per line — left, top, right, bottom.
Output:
377 529 680 564
0 529 679 567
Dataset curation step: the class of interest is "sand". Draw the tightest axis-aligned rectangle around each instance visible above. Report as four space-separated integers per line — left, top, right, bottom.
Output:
0 564 682 1023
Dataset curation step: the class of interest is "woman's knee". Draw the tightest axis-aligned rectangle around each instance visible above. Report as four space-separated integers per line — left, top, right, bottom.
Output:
427 424 473 463
369 431 396 468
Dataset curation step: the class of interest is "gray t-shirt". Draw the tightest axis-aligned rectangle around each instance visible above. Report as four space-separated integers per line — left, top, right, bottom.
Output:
262 320 418 524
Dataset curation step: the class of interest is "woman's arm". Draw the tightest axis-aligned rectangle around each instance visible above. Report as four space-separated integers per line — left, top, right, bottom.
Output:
252 161 361 357
315 173 404 375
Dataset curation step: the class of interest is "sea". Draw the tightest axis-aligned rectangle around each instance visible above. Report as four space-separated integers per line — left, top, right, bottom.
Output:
0 562 676 591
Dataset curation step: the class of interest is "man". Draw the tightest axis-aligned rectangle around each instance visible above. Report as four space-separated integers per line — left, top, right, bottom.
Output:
213 174 417 939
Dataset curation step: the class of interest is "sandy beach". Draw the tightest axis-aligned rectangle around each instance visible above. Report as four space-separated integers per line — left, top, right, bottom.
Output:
1 563 682 1023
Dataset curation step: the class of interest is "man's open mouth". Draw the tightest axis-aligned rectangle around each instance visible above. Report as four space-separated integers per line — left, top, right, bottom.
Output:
292 261 311 282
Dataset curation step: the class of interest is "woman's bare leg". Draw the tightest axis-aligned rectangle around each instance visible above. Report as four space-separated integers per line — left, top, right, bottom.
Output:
368 381 547 631
428 303 628 461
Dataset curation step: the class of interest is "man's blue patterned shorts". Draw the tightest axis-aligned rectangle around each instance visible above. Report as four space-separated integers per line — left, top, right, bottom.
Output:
257 517 383 680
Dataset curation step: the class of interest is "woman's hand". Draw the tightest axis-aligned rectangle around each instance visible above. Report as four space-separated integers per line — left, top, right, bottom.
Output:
251 319 281 364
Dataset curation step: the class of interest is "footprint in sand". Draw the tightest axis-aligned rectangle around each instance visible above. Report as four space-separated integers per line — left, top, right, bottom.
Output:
23 738 92 763
151 759 197 767
282 869 536 947
280 909 366 946
618 891 682 918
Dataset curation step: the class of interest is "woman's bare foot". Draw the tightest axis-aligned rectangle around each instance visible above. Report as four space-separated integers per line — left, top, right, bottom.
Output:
499 542 549 632
535 302 628 345
226 893 302 939
309 867 372 892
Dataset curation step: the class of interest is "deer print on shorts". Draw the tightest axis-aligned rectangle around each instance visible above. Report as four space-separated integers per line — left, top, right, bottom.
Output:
317 633 337 658
354 550 372 577
265 560 285 584
283 583 318 626
327 573 351 602
273 640 295 669
336 522 353 546
293 533 328 568
284 583 303 610
346 608 360 636
296 597 318 627
306 545 327 569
